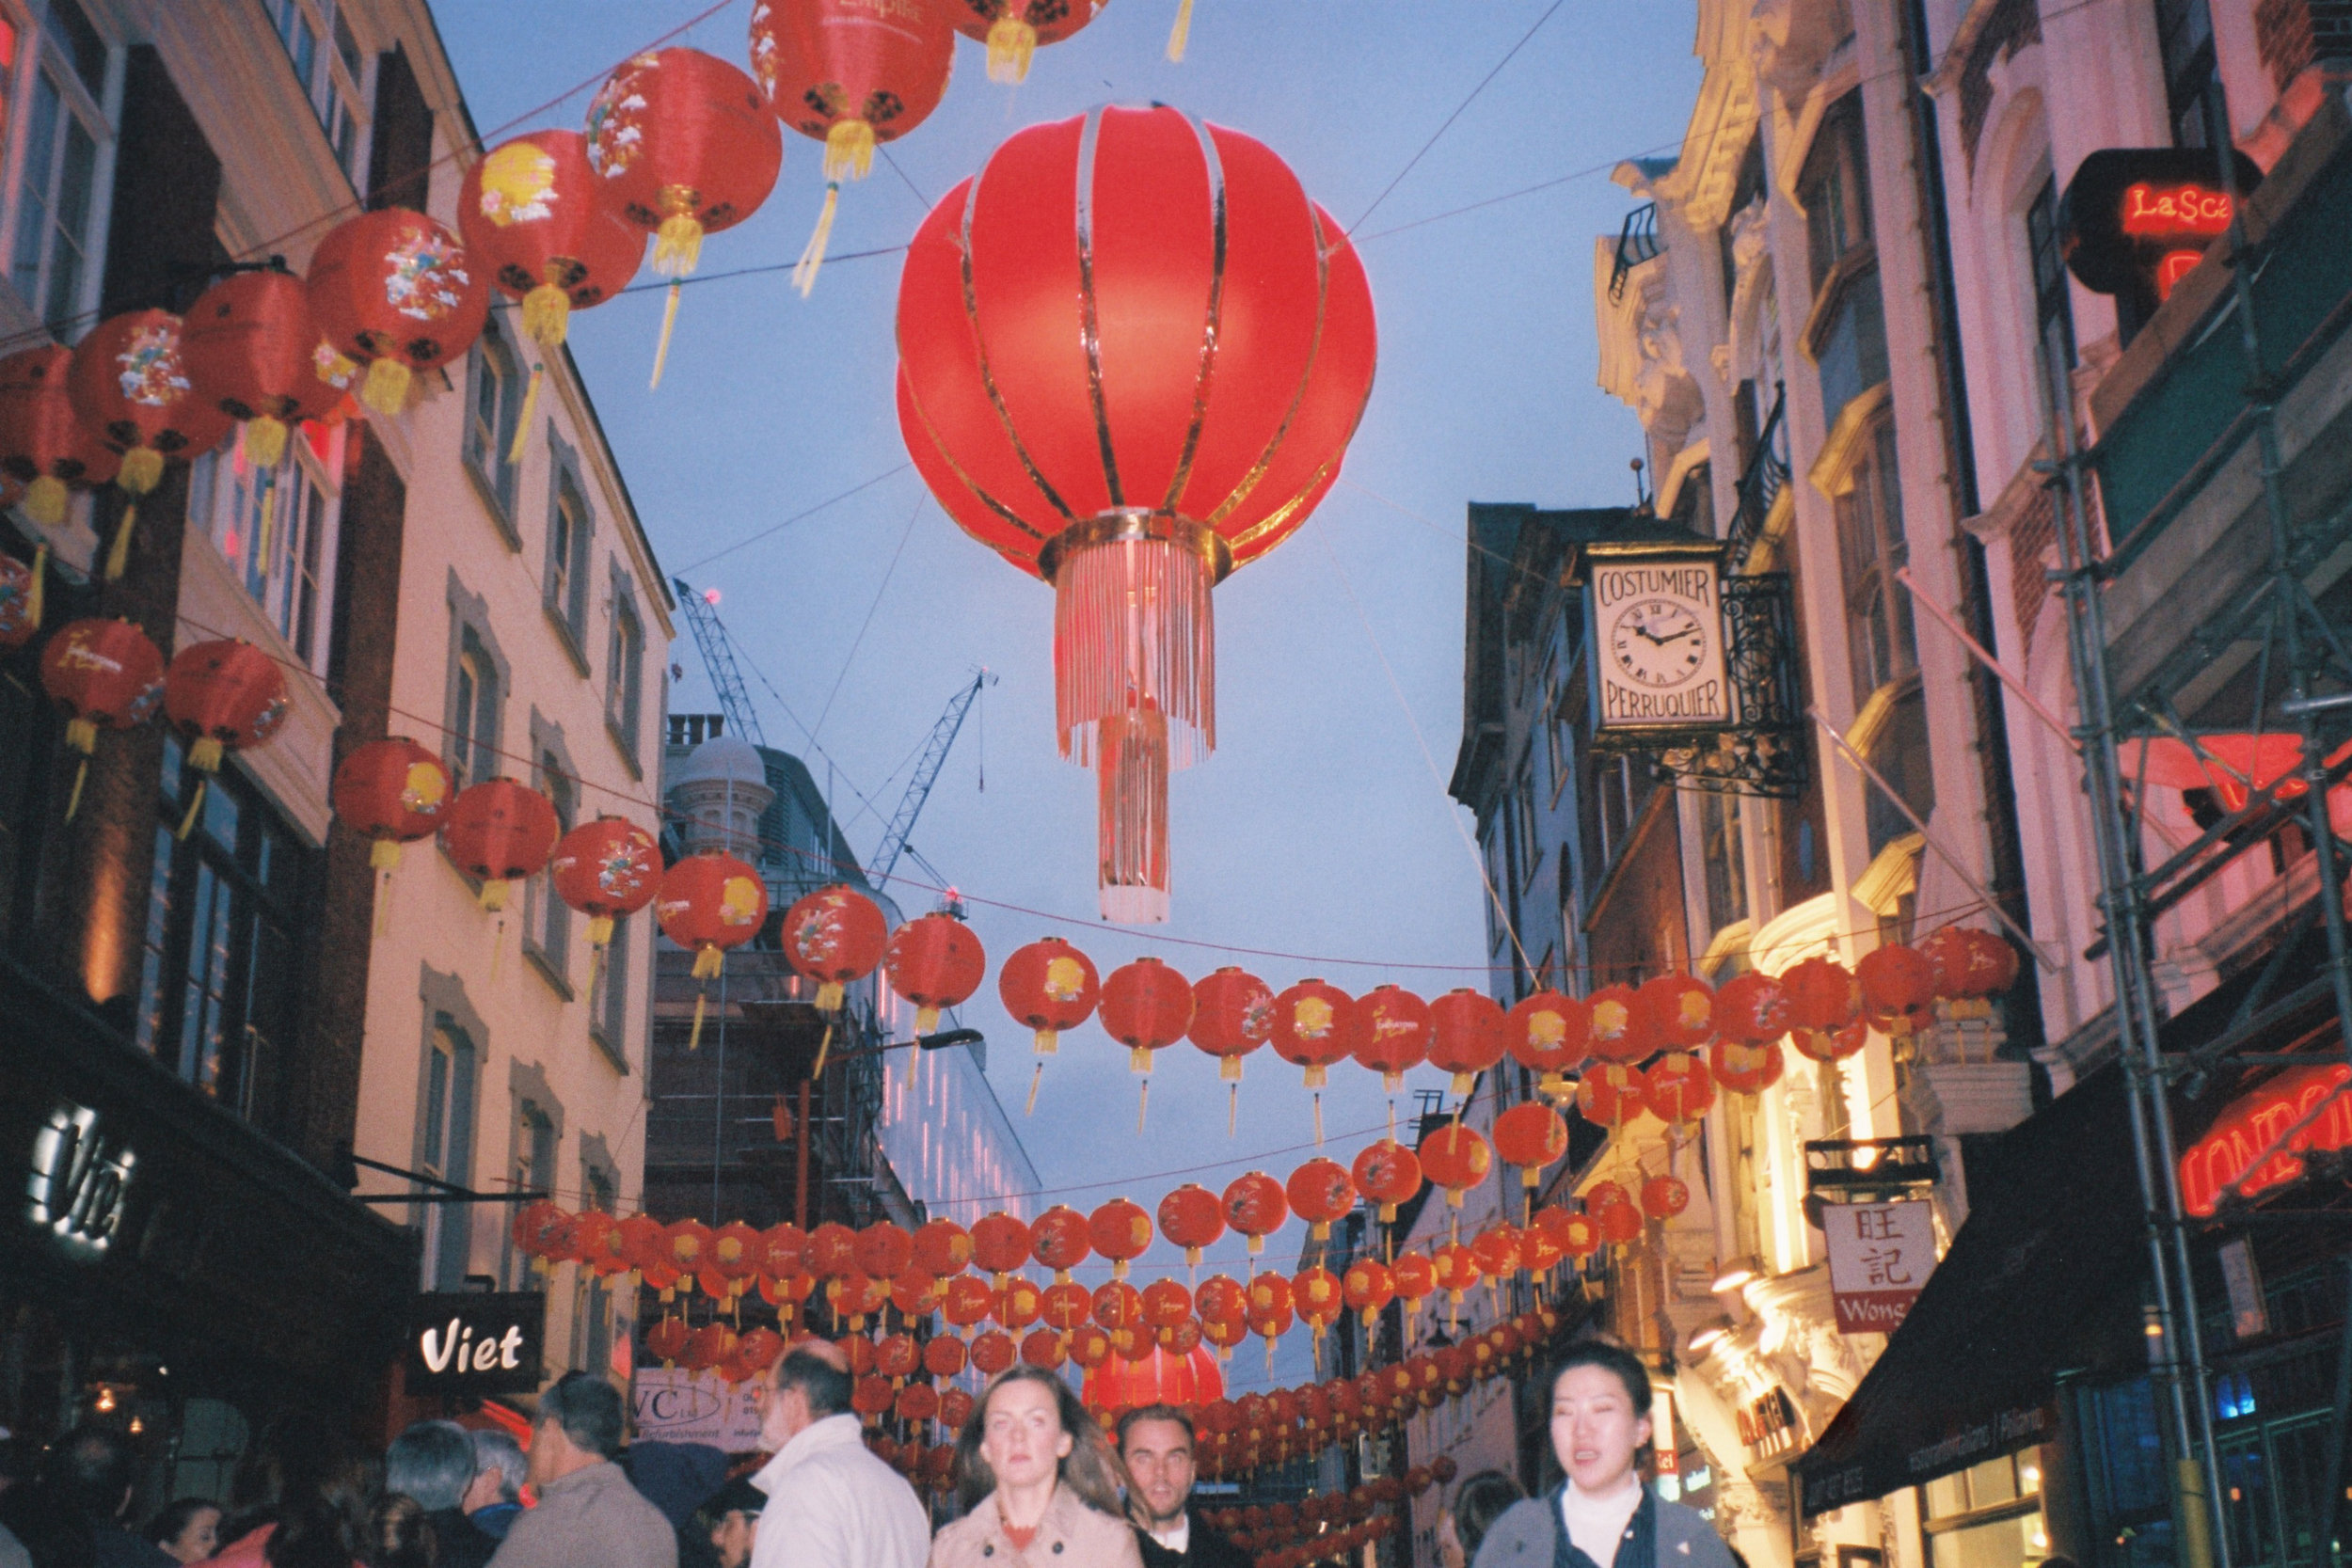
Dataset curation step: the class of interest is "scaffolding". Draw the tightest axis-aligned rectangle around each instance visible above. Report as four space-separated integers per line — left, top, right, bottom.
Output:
2048 88 2352 1568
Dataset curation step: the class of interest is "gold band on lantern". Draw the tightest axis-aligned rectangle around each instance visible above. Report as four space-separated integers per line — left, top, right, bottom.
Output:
1037 509 1233 587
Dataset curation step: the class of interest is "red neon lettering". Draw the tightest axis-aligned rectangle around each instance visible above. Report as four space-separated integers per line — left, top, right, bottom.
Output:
2155 249 2205 299
2122 182 2234 237
2180 1063 2352 1214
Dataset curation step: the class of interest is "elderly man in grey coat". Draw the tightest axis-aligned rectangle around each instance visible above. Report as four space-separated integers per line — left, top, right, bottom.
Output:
386 1420 497 1568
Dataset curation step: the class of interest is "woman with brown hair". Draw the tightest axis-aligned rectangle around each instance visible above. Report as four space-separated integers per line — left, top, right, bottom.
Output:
929 1367 1143 1568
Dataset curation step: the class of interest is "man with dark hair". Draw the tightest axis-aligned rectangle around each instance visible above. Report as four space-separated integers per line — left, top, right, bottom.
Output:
703 1476 764 1568
1114 1404 1248 1568
748 1340 927 1568
58 1427 170 1568
1472 1340 1738 1568
488 1372 675 1568
386 1419 495 1568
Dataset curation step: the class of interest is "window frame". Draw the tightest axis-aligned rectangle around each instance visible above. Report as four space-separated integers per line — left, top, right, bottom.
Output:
187 423 345 673
5 0 114 340
2024 172 2077 430
520 730 575 994
588 911 630 1069
606 568 644 768
416 1018 478 1291
261 0 371 187
544 448 593 672
461 321 522 537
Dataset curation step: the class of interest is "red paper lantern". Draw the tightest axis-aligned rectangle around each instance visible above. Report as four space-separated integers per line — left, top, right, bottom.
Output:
1141 1278 1193 1330
1040 1279 1092 1331
1635 974 1715 1050
70 310 233 573
950 0 1107 83
513 1200 574 1261
1555 1211 1602 1259
1284 1158 1357 1242
1642 1051 1715 1124
1712 971 1789 1045
1641 1175 1690 1219
1426 989 1507 1095
1294 1266 1343 1330
1067 1323 1116 1371
1271 979 1359 1088
1493 1102 1569 1187
1189 967 1274 1083
1593 1197 1645 1245
1102 956 1195 1074
1505 990 1590 1078
1246 1271 1294 1321
1710 1037 1787 1094
1349 1139 1422 1222
896 1383 940 1426
1957 927 2021 997
163 639 288 773
587 48 782 277
665 1219 716 1277
924 1335 969 1378
1575 1061 1643 1129
1469 1227 1521 1283
850 1373 896 1420
574 1212 624 1276
884 911 986 1034
1782 956 1858 1029
548 816 661 945
306 210 489 416
180 268 338 472
441 779 561 911
1584 984 1645 1064
969 1212 1032 1278
1020 1327 1067 1370
992 1277 1042 1330
0 344 118 527
1431 1243 1480 1302
1158 1183 1224 1265
459 130 643 356
757 1223 807 1280
1088 1198 1152 1278
1081 1344 1224 1414
1519 1222 1566 1275
1420 1124 1491 1207
941 1276 993 1328
330 737 452 871
1353 985 1431 1090
1341 1259 1394 1324
644 1316 691 1367
806 1222 860 1278
1090 1280 1144 1335
1196 1275 1247 1326
1791 1019 1869 1062
782 883 888 1009
711 1220 763 1290
1221 1171 1289 1255
998 935 1100 1053
1857 943 1935 1033
1029 1205 1091 1280
660 849 770 978
911 1218 971 1279
855 1221 914 1281
897 106 1375 921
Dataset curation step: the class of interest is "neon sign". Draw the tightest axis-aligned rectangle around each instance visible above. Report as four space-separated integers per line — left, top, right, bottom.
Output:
2121 182 2233 238
2178 1062 2352 1217
26 1102 136 1257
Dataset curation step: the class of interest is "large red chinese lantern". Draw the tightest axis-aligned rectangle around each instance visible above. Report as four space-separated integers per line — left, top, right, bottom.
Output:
749 0 954 292
782 883 888 1010
658 849 770 1047
1712 971 1788 1046
1420 1124 1491 1210
1030 1205 1090 1284
306 209 489 417
1285 1158 1357 1242
1783 955 1860 1060
1857 943 1935 1035
1272 978 1359 1142
1584 983 1645 1064
1349 1139 1422 1222
1221 1171 1288 1255
1190 965 1272 1133
549 816 661 948
163 640 288 835
1088 1198 1152 1279
1710 1036 1787 1095
1642 1051 1716 1126
969 1212 1032 1284
897 106 1376 922
181 267 338 472
1102 956 1194 1126
1492 1102 1569 1191
1353 985 1430 1093
1426 989 1507 1096
951 0 1106 83
1158 1184 1223 1269
912 1217 971 1279
586 49 782 383
998 935 1100 1053
69 310 233 579
458 130 644 454
0 344 118 529
442 780 561 911
884 911 986 1036
1505 990 1590 1084
331 736 452 871
1635 974 1715 1050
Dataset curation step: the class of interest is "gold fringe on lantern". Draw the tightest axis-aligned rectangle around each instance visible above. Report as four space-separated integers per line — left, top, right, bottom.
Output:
815 980 845 1011
793 184 840 299
244 416 290 469
985 16 1039 82
522 280 572 348
104 448 166 583
188 736 225 773
175 778 208 841
691 946 723 981
824 119 877 182
916 1005 942 1035
650 284 681 390
652 201 705 277
689 990 708 1051
1167 0 1195 61
478 878 512 912
811 1022 833 1080
24 544 42 639
360 358 412 417
64 758 88 823
508 364 546 466
586 913 615 947
25 476 67 528
370 839 403 872
1033 1027 1058 1054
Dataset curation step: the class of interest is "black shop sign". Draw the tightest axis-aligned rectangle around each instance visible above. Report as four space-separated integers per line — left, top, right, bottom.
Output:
2059 147 2264 319
405 1292 545 1396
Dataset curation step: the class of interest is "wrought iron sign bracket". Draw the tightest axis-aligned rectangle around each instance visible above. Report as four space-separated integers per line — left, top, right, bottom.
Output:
1590 569 1808 799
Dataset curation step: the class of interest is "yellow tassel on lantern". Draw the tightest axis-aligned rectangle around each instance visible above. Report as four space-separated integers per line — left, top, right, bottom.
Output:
175 778 208 841
986 16 1039 82
370 839 403 872
360 358 412 417
689 990 709 1051
25 476 67 528
586 913 615 947
652 193 705 277
244 416 290 469
64 758 89 822
188 736 225 773
522 280 572 348
916 1005 942 1035
24 544 42 637
478 878 512 912
811 1022 834 1081
824 119 877 182
793 184 840 298
508 363 546 466
691 946 723 982
650 283 682 390
1168 0 1195 61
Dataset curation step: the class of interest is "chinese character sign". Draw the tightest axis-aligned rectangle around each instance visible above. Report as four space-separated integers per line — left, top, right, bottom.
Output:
1822 1201 1937 1334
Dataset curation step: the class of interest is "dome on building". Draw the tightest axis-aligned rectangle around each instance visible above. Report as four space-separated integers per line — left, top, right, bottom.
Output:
670 734 769 795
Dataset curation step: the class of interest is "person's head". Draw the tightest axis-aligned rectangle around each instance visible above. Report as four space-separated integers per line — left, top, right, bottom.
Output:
955 1367 1130 1517
385 1421 476 1513
1547 1342 1654 1493
1114 1405 1196 1528
360 1494 435 1568
755 1347 852 1453
530 1372 626 1489
147 1498 224 1563
224 1412 350 1539
463 1430 525 1515
704 1478 764 1568
55 1425 139 1520
262 1454 380 1568
1438 1470 1524 1567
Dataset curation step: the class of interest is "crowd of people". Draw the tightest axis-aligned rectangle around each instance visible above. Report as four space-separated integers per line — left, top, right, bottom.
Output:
0 1338 1715 1568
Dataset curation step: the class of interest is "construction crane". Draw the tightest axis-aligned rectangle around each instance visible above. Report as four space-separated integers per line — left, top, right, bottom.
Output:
671 578 768 749
870 670 995 890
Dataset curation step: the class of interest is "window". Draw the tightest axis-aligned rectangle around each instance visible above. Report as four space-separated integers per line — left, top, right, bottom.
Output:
547 467 591 655
1837 420 1917 707
1699 790 1748 935
507 1101 556 1291
135 739 310 1120
2026 177 2076 429
188 425 342 667
1800 96 1872 297
2155 0 2219 150
590 911 631 1058
418 1021 477 1291
9 0 107 338
262 0 367 182
463 326 521 522
522 746 573 978
447 631 500 787
1919 1450 2048 1568
607 577 644 752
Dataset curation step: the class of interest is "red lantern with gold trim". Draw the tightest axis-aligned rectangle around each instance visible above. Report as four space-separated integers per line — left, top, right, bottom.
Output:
1270 979 1358 1088
884 911 985 1035
549 816 661 947
1642 1051 1715 1125
1492 1102 1568 1189
1857 943 1935 1034
1584 984 1645 1064
1101 957 1194 1125
1790 1018 1869 1062
181 268 339 472
1469 1226 1521 1285
855 1221 915 1281
1634 974 1714 1051
1593 1196 1645 1246
1188 966 1273 1078
993 1277 1042 1332
1712 971 1789 1045
1575 1061 1643 1129
924 1335 968 1378
1391 1253 1437 1319
70 310 233 578
782 883 887 1010
460 130 643 356
806 1222 859 1279
1709 1036 1787 1094
1641 1174 1690 1219
1352 986 1430 1091
306 210 489 417
1285 1158 1356 1243
439 780 562 912
1040 1279 1091 1332
1782 956 1858 1030
1342 1258 1394 1327
1221 1171 1288 1256
951 0 1106 84
1029 1205 1090 1283
1426 988 1506 1096
970 1212 1032 1281
912 1217 971 1279
1158 1184 1223 1267
163 639 289 836
1141 1278 1192 1332
1088 1198 1152 1279
331 737 452 872
1505 990 1589 1081
941 1275 993 1329
998 935 1099 1053
1349 1139 1422 1223
1420 1123 1491 1208
588 48 782 278
0 344 118 529
659 849 770 977
1196 1275 1247 1328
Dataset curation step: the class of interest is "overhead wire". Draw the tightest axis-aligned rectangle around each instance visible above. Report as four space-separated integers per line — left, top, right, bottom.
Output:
812 493 928 743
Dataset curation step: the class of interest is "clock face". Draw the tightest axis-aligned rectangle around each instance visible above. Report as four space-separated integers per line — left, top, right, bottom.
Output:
1609 598 1711 688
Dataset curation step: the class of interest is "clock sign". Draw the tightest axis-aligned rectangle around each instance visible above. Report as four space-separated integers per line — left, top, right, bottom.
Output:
1585 544 1732 736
